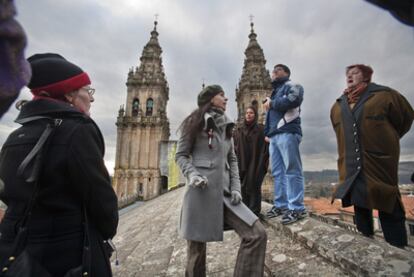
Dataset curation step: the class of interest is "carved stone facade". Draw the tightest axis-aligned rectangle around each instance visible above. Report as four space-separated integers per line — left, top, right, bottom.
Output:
236 22 274 201
236 22 272 125
113 21 170 206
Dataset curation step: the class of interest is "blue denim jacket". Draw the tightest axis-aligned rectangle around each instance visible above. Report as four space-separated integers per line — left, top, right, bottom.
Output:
264 79 304 137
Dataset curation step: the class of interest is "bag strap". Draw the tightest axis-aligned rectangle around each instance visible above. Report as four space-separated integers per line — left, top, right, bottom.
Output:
18 117 62 225
81 203 92 275
17 118 62 183
0 117 61 273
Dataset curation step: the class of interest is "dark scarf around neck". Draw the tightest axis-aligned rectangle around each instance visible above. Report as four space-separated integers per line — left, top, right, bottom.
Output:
272 76 289 89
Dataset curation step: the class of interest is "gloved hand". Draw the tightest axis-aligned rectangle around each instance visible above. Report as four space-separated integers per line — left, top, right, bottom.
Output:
231 190 242 205
189 175 208 189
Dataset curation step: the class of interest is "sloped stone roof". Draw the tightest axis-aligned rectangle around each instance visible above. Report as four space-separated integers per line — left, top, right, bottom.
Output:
112 188 414 276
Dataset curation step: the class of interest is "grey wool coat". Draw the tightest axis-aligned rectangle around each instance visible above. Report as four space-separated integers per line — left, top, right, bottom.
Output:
176 111 258 242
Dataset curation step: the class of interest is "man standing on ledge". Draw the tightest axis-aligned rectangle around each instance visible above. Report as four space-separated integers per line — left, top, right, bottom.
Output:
264 64 306 224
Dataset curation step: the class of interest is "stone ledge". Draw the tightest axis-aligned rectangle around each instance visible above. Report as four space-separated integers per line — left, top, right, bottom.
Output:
262 202 414 276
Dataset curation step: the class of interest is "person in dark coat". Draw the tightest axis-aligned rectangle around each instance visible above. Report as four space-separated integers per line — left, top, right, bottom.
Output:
233 106 269 217
176 85 267 277
0 53 119 276
331 64 414 248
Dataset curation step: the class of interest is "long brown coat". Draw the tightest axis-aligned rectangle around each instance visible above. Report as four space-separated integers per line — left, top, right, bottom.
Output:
233 122 269 214
330 83 414 213
234 122 269 191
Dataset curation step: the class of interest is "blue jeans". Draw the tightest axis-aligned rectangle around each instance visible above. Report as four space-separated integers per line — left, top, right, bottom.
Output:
269 133 305 211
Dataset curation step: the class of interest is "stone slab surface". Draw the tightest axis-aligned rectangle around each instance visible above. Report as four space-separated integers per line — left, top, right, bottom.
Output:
262 202 414 277
112 188 348 276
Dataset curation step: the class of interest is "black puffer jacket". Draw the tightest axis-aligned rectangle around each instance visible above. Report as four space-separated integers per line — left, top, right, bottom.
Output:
0 99 118 276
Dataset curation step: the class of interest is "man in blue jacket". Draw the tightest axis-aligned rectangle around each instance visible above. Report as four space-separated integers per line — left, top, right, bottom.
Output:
264 64 306 224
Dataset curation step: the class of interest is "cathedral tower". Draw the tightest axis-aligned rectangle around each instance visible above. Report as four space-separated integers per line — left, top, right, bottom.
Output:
236 21 272 124
113 21 170 206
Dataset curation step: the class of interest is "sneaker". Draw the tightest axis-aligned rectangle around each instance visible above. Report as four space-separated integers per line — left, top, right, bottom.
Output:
266 206 288 218
281 210 307 225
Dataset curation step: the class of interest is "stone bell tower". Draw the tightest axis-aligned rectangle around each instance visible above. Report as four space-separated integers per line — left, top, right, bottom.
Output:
235 20 272 124
113 20 170 206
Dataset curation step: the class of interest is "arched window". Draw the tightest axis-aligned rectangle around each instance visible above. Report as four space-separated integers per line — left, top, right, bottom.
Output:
132 98 139 116
146 98 154 116
251 100 258 111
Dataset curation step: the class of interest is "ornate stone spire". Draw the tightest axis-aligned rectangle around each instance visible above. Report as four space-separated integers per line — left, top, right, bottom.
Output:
126 19 168 96
237 20 271 93
114 19 171 204
236 19 272 124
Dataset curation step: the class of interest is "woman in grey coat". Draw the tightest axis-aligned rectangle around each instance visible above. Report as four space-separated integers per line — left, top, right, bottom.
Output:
176 85 267 277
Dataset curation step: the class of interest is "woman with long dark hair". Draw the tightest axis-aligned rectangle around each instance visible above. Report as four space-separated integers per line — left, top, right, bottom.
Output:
175 85 267 277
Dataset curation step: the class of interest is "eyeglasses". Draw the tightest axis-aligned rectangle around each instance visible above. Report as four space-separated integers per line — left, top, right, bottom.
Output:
82 87 95 96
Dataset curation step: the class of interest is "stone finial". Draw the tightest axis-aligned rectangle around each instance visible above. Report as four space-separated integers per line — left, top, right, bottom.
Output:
154 19 158 32
118 104 125 116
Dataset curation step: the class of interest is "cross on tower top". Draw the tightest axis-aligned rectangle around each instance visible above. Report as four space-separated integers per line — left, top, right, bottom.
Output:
153 14 159 31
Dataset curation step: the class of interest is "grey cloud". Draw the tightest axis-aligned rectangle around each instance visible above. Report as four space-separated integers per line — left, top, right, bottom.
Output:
2 0 413 172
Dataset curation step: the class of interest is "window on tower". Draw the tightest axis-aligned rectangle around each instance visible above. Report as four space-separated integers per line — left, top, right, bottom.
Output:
146 98 154 116
251 100 258 111
132 98 139 116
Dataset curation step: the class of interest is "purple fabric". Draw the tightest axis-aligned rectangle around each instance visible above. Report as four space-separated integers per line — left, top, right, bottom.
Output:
0 0 31 118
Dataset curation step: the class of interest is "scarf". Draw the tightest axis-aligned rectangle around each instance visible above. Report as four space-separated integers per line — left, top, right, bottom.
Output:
343 82 368 105
208 107 226 128
242 119 257 138
271 76 289 89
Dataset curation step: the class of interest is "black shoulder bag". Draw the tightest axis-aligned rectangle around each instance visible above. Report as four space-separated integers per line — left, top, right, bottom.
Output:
0 117 91 277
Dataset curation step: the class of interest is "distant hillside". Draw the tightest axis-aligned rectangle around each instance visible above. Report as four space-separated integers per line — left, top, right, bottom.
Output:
304 170 338 184
399 161 414 184
304 161 413 185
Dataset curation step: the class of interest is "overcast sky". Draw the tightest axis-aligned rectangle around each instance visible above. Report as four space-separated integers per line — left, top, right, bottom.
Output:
2 0 413 173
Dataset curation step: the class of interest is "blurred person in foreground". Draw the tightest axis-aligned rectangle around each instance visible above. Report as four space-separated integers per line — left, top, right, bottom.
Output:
331 64 414 248
0 0 31 118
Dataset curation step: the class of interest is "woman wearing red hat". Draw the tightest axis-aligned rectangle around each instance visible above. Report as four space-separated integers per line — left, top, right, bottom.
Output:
0 53 118 276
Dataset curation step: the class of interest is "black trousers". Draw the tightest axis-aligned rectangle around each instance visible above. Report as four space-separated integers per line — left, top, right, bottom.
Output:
241 185 262 216
354 201 407 247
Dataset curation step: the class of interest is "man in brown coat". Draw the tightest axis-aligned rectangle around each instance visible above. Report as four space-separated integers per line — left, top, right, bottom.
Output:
331 64 414 248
